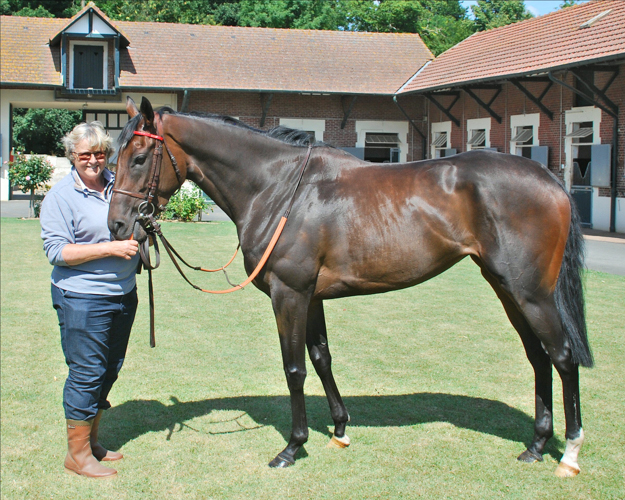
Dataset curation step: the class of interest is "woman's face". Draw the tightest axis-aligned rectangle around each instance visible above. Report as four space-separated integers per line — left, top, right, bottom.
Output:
72 138 106 186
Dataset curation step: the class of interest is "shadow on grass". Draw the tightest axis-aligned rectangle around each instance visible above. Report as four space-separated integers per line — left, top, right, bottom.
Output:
104 393 563 460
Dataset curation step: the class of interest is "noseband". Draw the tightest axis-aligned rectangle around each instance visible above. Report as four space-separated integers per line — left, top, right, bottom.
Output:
112 129 183 221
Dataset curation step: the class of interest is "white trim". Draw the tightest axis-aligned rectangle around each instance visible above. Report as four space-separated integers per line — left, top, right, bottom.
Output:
279 118 325 142
510 113 540 156
466 117 491 150
397 60 431 94
69 40 108 90
564 106 602 191
355 120 408 163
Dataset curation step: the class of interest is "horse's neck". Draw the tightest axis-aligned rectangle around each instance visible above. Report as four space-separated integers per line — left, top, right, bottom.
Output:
167 115 296 224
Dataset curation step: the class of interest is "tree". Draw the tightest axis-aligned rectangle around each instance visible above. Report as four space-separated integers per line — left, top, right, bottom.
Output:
7 153 54 217
12 108 82 157
471 0 532 32
560 0 582 8
0 0 75 17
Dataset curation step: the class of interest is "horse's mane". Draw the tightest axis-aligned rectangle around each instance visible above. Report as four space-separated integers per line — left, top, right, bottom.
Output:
118 106 331 152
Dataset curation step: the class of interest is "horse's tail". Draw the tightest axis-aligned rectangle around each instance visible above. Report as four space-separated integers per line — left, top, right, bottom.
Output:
554 193 594 368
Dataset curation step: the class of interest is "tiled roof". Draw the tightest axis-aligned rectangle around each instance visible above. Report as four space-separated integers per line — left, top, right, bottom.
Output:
400 0 625 94
1 17 63 87
0 15 433 95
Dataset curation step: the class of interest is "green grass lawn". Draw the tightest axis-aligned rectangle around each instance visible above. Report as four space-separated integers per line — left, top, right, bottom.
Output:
1 218 624 500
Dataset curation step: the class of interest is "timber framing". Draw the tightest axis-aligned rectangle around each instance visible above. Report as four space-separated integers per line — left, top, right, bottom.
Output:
509 77 554 121
463 85 502 124
425 92 461 127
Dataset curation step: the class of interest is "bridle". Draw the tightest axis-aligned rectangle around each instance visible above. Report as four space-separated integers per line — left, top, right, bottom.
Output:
111 120 314 348
112 126 183 224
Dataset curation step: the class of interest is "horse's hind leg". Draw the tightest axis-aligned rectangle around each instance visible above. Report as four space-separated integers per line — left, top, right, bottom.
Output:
515 297 585 477
478 261 585 476
306 300 350 448
478 265 554 462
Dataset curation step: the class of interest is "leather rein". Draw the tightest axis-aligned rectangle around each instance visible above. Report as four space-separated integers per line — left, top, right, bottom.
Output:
112 125 313 347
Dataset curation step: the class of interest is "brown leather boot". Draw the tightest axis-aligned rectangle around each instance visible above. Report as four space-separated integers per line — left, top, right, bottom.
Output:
90 410 123 462
64 420 117 478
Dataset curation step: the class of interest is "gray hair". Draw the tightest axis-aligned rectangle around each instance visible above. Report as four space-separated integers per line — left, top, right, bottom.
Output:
62 121 115 162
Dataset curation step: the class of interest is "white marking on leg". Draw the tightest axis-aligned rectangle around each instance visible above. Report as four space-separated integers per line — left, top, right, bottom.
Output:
327 434 350 449
560 428 584 471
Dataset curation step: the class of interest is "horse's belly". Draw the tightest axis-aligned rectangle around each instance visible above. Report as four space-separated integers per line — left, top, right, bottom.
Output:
314 240 467 299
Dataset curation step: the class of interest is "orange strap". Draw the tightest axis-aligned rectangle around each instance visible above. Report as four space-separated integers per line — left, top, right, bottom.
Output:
199 216 287 294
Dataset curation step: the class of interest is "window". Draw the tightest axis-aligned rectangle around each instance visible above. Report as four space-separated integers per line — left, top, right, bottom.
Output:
564 106 601 192
364 133 400 163
569 121 594 185
84 111 129 167
355 121 408 163
467 130 486 149
69 41 108 90
466 118 491 151
430 121 452 159
510 113 539 158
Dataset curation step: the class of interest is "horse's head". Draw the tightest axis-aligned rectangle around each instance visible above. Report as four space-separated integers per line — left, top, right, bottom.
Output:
108 97 184 242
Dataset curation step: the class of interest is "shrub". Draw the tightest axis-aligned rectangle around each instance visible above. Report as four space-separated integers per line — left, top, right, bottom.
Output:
161 183 210 222
7 153 54 218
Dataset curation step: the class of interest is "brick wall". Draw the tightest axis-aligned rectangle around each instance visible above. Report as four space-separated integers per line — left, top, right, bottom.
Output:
182 91 426 161
427 63 624 198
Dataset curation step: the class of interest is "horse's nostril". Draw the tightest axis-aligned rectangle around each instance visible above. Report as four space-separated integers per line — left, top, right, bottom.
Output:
113 220 126 235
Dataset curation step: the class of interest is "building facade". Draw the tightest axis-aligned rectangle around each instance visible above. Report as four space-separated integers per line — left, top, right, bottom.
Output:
1 0 624 231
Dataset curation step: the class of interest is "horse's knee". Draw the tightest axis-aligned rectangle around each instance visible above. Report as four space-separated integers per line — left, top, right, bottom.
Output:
284 364 307 391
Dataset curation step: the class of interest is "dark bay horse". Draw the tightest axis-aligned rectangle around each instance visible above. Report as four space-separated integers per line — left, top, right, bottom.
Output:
109 97 593 477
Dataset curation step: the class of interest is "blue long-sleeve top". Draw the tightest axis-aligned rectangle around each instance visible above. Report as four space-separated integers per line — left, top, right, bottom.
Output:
40 168 139 295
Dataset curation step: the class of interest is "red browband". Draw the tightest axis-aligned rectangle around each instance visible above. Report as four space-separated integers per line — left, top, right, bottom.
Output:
134 131 164 141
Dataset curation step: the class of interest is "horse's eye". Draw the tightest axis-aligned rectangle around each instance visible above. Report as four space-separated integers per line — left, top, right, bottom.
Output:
134 155 147 166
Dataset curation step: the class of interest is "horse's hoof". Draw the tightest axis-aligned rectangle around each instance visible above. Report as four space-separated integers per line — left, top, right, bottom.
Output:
268 454 295 468
555 461 580 478
327 434 350 449
517 449 543 463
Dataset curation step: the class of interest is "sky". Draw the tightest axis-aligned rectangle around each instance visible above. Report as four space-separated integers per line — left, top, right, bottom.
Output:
461 1 591 18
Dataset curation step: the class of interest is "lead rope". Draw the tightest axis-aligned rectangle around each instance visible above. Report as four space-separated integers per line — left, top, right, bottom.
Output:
138 144 313 346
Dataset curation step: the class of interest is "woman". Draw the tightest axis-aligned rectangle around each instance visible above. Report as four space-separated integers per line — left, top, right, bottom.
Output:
40 122 139 478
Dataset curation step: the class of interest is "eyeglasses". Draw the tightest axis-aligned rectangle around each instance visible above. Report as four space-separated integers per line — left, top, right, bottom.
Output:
75 151 106 161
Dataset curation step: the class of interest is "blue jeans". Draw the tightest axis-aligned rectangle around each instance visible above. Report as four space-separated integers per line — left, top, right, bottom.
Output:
52 285 138 421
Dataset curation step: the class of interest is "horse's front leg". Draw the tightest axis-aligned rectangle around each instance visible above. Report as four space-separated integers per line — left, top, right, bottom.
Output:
268 281 312 468
306 300 350 449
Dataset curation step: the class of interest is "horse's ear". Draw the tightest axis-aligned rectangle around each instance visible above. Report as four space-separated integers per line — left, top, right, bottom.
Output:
140 97 155 128
126 97 140 118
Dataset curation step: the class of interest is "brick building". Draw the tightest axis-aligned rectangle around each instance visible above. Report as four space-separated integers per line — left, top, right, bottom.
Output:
399 0 625 232
1 0 624 231
0 2 432 201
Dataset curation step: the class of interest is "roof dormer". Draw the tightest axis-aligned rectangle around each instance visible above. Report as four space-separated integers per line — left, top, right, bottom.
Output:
49 2 129 99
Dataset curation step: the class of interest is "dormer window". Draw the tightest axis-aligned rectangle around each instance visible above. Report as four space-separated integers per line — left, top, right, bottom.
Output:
49 2 129 98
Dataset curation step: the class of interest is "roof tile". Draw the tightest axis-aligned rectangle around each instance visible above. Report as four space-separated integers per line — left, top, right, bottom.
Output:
400 0 625 94
1 15 433 95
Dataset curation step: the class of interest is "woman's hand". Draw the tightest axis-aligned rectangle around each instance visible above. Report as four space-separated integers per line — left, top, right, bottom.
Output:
107 240 140 260
61 240 139 266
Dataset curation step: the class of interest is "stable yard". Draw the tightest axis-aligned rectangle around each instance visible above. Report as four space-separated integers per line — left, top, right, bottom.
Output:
1 218 624 500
